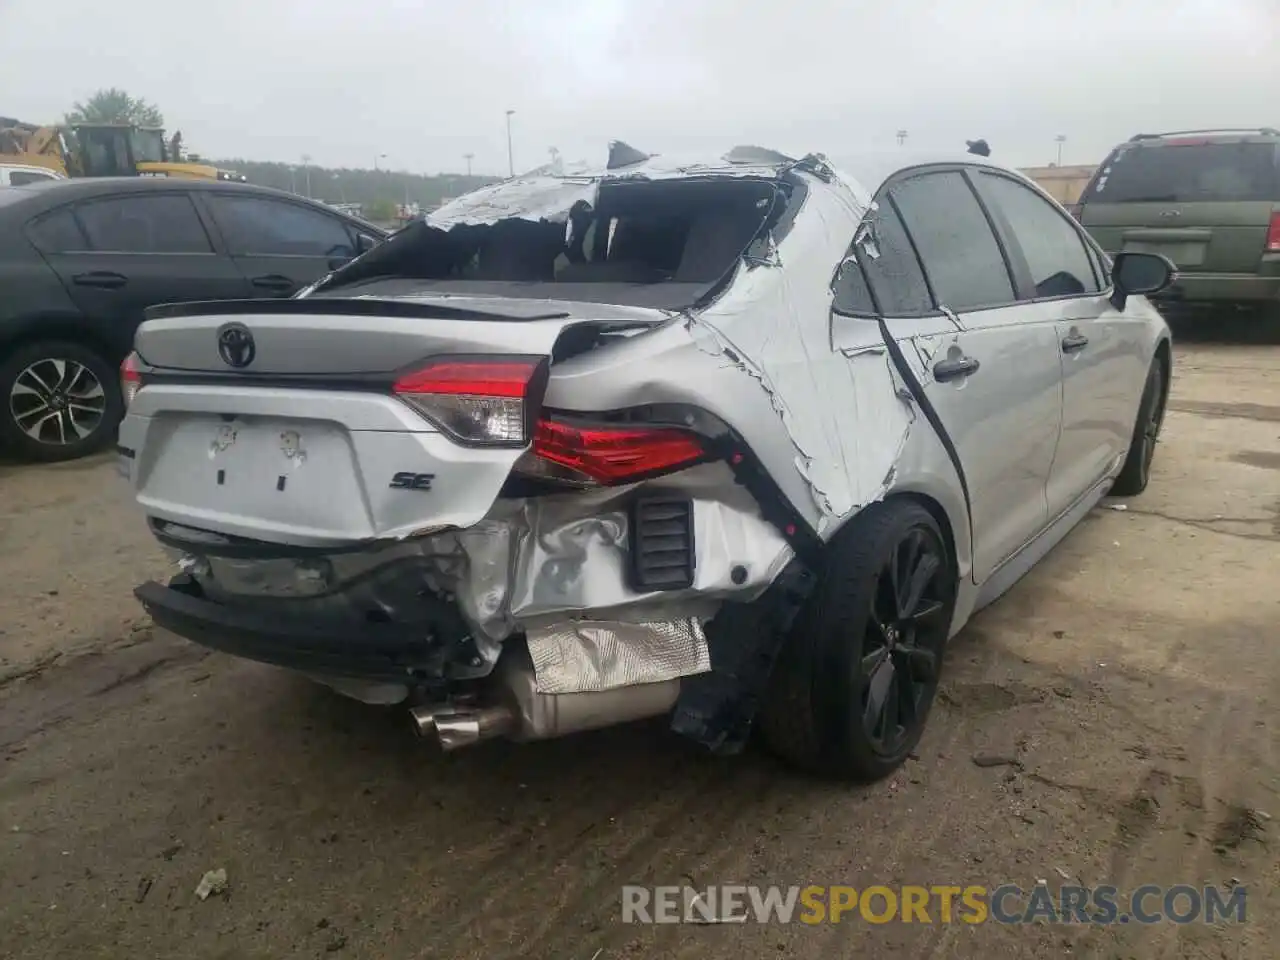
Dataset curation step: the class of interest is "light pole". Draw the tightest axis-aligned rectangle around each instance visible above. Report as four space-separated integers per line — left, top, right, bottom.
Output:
374 152 387 172
896 129 908 147
1055 134 1067 166
464 152 474 177
332 172 344 202
301 154 312 198
505 109 515 177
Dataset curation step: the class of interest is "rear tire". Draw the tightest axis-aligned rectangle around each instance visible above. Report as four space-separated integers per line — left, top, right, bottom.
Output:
0 340 122 463
759 499 957 782
1109 355 1166 497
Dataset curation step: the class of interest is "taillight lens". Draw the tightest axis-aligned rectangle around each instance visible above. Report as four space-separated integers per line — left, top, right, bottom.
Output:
120 352 141 409
392 358 544 446
1265 212 1280 253
525 417 708 485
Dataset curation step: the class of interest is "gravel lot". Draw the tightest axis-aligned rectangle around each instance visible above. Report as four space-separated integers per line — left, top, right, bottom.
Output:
1 329 1277 959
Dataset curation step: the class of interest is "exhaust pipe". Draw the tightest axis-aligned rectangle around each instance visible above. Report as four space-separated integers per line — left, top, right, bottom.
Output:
433 705 518 750
411 645 681 751
408 704 459 738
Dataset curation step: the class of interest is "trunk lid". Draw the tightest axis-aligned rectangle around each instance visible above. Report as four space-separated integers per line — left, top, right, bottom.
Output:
122 295 665 547
134 294 661 374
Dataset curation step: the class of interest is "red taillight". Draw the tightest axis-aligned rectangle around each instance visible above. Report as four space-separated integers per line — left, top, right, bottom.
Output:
528 418 708 485
391 358 543 446
120 352 141 408
1266 212 1280 253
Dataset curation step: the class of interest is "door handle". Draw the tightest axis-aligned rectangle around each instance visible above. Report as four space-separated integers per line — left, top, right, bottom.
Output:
72 271 128 289
250 274 297 292
1061 333 1090 353
933 356 980 382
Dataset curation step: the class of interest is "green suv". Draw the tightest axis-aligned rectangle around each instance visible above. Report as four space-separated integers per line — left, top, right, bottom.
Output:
1076 128 1280 316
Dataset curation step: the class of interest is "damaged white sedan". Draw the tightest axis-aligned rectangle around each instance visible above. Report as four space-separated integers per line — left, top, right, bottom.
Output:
119 142 1175 781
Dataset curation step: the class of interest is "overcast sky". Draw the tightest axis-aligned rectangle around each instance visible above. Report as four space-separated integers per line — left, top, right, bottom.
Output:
2 0 1276 175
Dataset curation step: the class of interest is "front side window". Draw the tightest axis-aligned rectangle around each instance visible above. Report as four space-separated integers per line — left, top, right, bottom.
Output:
73 194 212 253
979 173 1101 299
208 195 356 257
890 171 1014 312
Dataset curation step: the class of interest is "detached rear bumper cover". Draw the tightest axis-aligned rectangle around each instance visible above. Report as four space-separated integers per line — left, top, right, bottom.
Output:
135 577 473 683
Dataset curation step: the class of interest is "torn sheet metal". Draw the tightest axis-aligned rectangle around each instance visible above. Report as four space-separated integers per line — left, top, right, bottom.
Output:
427 176 598 229
179 463 791 676
503 463 793 628
686 162 913 531
526 618 709 694
427 143 800 231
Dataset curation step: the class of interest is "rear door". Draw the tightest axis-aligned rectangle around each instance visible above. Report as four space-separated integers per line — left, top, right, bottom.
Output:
972 170 1147 518
832 168 1064 584
1080 138 1279 273
29 192 251 358
198 192 365 298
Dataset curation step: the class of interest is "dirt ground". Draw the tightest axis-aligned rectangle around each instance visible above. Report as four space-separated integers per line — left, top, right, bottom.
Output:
1 325 1277 959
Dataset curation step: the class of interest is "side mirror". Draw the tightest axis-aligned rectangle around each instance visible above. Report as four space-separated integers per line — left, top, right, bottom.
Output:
1110 251 1176 310
356 233 377 254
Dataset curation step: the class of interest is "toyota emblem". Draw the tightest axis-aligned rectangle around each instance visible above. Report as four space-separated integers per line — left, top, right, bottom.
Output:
216 322 256 369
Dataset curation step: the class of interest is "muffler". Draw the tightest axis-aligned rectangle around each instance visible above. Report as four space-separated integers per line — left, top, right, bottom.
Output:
410 645 681 751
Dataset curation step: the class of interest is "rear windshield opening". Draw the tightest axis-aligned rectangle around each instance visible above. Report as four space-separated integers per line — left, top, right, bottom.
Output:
1086 141 1279 204
319 177 789 309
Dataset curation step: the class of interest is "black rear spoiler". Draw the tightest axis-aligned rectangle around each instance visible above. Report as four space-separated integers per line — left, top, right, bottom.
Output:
144 298 573 324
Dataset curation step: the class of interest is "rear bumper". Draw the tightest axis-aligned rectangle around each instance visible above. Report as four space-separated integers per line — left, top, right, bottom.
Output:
1154 271 1280 306
135 576 470 683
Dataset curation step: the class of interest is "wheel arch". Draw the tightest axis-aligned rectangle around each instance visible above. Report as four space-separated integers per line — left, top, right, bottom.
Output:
1153 335 1173 424
888 490 964 583
0 314 124 369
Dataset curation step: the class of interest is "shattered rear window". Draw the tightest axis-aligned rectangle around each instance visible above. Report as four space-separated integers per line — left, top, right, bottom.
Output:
320 177 790 309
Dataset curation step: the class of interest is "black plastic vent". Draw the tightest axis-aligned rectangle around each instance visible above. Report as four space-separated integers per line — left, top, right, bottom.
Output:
628 496 696 591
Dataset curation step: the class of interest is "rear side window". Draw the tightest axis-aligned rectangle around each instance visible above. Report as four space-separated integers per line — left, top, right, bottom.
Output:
74 194 213 253
832 201 935 316
27 208 88 253
208 195 356 257
1086 141 1278 203
978 173 1101 298
890 171 1014 311
860 202 934 315
9 170 57 186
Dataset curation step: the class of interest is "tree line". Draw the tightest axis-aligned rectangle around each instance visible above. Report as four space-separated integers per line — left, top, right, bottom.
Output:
58 88 498 216
210 160 497 217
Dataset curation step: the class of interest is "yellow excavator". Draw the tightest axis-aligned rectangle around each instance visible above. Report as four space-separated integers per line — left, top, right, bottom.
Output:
0 117 246 182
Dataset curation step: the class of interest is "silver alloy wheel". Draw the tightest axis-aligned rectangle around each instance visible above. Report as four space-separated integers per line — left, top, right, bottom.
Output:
8 357 108 446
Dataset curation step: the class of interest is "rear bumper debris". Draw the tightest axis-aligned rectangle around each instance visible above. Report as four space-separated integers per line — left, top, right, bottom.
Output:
138 465 791 710
135 575 473 685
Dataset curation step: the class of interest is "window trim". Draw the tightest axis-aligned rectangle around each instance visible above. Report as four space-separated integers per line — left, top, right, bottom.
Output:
24 205 91 254
886 165 1021 315
973 169 1115 304
203 191 358 259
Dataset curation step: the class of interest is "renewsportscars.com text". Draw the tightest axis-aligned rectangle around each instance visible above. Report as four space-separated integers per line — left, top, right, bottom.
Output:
621 884 1248 925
